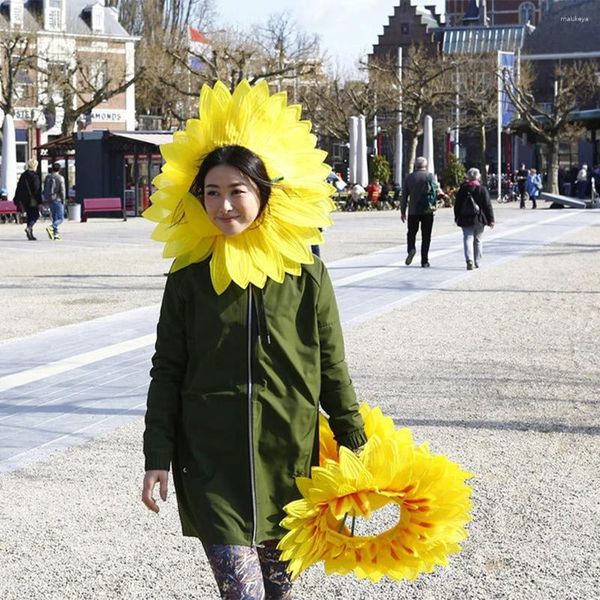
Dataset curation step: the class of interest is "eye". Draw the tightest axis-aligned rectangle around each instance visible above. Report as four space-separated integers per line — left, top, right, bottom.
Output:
232 188 246 196
205 189 220 197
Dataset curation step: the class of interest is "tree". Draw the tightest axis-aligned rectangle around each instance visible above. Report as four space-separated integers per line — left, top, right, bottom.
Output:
369 45 457 179
371 154 391 183
38 50 142 136
447 54 498 181
502 60 600 194
0 32 36 117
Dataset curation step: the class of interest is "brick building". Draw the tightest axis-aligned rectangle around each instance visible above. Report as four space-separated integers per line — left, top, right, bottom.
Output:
0 0 137 173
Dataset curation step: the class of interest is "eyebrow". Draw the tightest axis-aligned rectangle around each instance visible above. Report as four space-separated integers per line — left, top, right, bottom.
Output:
205 181 247 188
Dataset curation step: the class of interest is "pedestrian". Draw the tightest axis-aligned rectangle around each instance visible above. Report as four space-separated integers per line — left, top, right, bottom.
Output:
515 163 529 208
576 164 589 200
400 156 439 267
348 182 366 211
15 158 42 240
43 161 66 240
454 167 495 270
380 180 395 210
141 82 367 600
366 178 381 210
526 168 542 209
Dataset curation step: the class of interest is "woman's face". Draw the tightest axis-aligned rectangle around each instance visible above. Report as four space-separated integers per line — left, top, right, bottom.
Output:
203 164 262 236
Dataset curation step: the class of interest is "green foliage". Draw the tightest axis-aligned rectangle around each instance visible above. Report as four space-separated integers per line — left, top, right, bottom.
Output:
441 153 466 189
370 155 392 183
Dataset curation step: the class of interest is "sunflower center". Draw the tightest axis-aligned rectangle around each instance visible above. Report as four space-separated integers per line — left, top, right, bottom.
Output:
347 501 401 538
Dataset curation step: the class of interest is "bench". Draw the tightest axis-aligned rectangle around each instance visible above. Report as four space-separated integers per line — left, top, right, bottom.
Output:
540 192 586 209
0 201 22 223
81 197 127 222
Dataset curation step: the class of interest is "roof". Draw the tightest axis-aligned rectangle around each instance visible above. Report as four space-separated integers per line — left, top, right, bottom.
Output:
0 0 132 38
108 131 173 147
442 26 526 54
523 0 600 56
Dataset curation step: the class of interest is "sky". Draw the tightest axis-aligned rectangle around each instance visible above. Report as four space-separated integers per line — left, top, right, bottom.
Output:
214 1 445 75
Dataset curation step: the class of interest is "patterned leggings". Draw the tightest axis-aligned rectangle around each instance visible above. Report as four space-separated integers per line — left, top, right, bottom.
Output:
202 540 293 600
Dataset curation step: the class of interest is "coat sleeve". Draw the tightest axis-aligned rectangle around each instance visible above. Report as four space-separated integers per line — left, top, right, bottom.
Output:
482 186 494 224
316 265 367 450
143 273 188 471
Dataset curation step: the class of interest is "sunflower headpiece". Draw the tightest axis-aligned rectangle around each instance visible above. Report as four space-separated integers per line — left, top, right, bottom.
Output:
143 80 335 294
278 404 474 582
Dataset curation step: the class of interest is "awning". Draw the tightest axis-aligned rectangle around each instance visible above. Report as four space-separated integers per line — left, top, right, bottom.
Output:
109 132 173 146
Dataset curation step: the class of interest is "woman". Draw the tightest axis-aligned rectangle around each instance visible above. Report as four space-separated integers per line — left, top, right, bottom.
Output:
526 168 542 209
14 158 42 240
142 82 366 600
454 168 495 270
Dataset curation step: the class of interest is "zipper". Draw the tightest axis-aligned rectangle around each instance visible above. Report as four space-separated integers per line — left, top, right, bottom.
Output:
247 287 258 546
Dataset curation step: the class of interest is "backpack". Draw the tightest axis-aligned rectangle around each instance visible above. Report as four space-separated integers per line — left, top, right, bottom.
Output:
460 190 481 220
43 174 57 202
421 174 438 214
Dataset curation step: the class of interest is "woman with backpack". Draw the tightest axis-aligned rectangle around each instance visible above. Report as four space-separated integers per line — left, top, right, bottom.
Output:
454 168 495 270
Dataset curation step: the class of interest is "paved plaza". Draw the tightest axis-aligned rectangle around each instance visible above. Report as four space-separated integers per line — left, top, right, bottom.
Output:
0 203 599 599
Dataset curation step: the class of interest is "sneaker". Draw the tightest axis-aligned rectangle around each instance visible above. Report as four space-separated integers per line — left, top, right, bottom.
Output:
421 262 430 268
467 261 474 270
25 227 33 240
474 263 479 268
46 226 54 240
53 233 61 240
405 249 416 265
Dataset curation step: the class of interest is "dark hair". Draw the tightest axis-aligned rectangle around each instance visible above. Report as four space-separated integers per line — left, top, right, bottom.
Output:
190 145 272 216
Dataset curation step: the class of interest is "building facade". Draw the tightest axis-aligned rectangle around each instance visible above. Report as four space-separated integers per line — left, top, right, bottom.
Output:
0 0 137 174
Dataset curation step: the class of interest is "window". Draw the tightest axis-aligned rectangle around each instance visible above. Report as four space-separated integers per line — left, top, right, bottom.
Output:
89 61 108 90
10 0 24 28
519 2 535 25
46 0 63 31
11 55 34 100
91 5 105 34
401 23 409 34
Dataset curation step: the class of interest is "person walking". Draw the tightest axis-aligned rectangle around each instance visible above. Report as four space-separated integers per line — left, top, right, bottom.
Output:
526 168 542 209
454 167 495 270
576 164 589 200
15 159 42 240
400 156 438 267
43 162 66 240
141 82 367 600
516 163 529 208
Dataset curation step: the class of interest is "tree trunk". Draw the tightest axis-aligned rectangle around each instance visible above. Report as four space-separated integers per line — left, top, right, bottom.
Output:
547 137 559 195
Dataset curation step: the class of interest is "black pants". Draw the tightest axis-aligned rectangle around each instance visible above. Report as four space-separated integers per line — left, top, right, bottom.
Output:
25 205 40 229
407 213 434 265
518 184 527 208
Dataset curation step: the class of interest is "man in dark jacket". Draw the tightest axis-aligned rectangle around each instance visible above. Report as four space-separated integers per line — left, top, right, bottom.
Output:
400 156 437 267
15 158 42 240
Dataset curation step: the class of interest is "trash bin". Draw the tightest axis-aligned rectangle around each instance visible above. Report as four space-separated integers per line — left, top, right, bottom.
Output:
67 203 81 222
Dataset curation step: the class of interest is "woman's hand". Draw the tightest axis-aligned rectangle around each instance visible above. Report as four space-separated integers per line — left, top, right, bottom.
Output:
489 221 495 229
142 469 169 513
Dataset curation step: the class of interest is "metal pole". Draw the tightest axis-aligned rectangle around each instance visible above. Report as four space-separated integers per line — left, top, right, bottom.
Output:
394 47 403 186
497 51 502 200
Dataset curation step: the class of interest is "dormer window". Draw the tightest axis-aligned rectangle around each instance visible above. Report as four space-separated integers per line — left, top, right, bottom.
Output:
10 0 25 29
91 4 104 34
45 0 64 32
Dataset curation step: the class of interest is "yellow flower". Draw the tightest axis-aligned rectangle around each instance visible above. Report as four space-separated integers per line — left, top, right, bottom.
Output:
144 80 335 294
279 403 474 582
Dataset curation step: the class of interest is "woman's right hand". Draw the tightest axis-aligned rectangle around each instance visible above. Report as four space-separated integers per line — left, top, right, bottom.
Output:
142 469 169 513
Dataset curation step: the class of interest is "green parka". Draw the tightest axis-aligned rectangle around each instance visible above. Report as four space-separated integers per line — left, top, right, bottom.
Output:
143 257 367 546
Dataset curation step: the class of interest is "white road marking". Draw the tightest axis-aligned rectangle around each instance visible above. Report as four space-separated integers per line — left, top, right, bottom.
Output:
332 211 579 287
0 335 155 393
